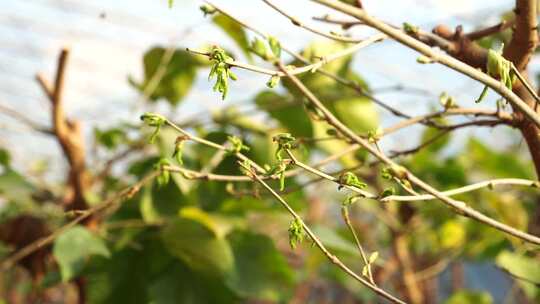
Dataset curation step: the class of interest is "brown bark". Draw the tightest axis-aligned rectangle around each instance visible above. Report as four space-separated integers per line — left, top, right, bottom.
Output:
36 48 90 211
430 1 540 179
504 0 538 71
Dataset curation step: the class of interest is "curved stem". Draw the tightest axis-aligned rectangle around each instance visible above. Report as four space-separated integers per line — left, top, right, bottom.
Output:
382 178 539 202
311 0 540 129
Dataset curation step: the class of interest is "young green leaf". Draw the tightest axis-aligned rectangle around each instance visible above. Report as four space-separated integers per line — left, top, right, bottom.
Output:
338 172 367 190
273 133 296 160
403 22 419 35
342 194 360 206
367 127 383 143
140 112 166 144
362 265 369 277
379 187 395 198
368 251 379 264
227 135 250 154
266 75 280 88
268 36 281 58
439 92 457 109
172 136 188 165
154 158 171 187
475 85 489 103
250 38 270 60
288 218 305 249
208 47 237 100
200 4 217 16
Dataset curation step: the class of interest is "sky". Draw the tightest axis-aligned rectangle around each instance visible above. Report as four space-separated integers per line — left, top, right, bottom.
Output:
0 0 524 177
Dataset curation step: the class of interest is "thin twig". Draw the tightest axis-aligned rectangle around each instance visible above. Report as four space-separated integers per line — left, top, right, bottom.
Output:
278 61 540 245
0 103 53 135
262 0 363 43
238 162 405 304
341 205 376 284
0 172 159 270
382 178 540 202
187 33 385 77
311 0 540 129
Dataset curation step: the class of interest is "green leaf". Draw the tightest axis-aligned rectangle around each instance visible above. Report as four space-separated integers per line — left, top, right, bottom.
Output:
288 218 305 249
94 127 127 150
284 41 355 99
140 179 185 223
0 168 37 202
268 36 281 58
312 120 358 167
131 47 201 105
227 231 294 301
148 260 237 304
438 220 466 249
311 225 358 256
255 91 313 137
53 226 110 281
420 122 451 153
85 237 170 304
161 217 234 277
496 251 540 298
333 96 379 134
0 148 10 167
465 138 533 178
213 14 252 61
368 251 379 264
444 290 493 304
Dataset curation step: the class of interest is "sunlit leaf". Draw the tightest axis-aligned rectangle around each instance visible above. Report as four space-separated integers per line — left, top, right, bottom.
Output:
161 217 234 277
53 226 110 281
444 290 493 304
226 231 294 301
130 47 201 105
496 251 540 299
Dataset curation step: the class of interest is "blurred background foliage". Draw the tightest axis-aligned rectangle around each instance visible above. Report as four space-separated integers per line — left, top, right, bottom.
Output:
1 0 540 303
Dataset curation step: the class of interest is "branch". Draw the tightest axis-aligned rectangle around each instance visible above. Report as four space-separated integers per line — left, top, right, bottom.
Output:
159 116 403 302
278 61 540 245
36 47 89 210
466 20 514 41
311 0 540 129
285 149 377 199
187 33 385 77
504 0 538 71
382 178 540 202
164 119 267 174
0 103 53 135
205 0 413 122
0 172 158 271
382 108 513 136
262 0 363 43
341 205 375 284
238 162 405 304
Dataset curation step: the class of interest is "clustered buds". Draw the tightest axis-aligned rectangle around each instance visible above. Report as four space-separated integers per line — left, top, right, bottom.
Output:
199 4 217 16
476 44 515 104
338 172 367 190
208 47 238 100
288 218 305 249
403 22 419 35
227 135 250 154
172 135 189 165
264 160 290 191
154 158 171 187
140 112 166 144
249 36 282 89
439 92 457 109
273 133 296 161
